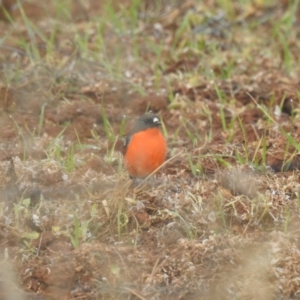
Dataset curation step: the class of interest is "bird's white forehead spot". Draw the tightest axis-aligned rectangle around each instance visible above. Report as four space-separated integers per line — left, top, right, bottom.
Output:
153 117 159 123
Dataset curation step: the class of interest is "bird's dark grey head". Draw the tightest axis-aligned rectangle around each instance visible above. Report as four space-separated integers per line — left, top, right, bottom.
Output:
123 114 162 155
130 114 162 134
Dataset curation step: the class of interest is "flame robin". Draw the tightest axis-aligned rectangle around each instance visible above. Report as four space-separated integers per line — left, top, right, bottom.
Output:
123 114 167 178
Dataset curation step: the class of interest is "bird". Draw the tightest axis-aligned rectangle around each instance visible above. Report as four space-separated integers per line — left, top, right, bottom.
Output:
123 114 167 179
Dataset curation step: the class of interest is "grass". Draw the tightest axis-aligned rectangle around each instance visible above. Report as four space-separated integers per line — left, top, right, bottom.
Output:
1 0 300 299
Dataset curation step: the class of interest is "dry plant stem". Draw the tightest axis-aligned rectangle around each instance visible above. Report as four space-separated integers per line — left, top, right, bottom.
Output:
135 150 184 189
142 257 160 293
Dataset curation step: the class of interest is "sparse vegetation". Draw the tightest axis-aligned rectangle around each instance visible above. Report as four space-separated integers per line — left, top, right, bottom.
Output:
0 0 300 299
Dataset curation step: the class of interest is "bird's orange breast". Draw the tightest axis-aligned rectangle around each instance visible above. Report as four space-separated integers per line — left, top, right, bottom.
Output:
124 128 167 178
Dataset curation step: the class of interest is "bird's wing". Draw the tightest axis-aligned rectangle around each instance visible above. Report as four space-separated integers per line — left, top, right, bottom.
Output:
122 136 131 155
